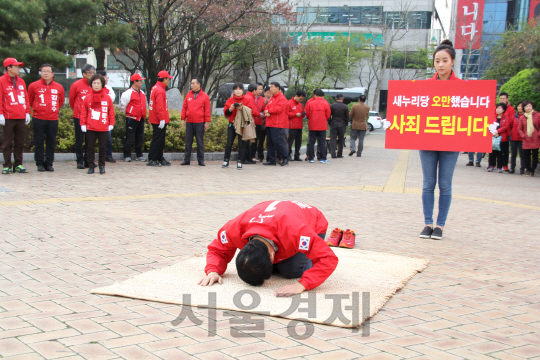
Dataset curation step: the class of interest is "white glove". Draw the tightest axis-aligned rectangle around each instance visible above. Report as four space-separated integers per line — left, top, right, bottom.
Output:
0 114 5 126
488 122 499 132
383 120 392 130
108 125 114 131
81 125 87 132
490 130 498 136
158 120 165 129
25 114 31 125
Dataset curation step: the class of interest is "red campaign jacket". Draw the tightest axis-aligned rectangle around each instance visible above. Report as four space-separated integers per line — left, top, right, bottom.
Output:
244 91 262 125
80 90 116 132
149 82 170 124
265 93 289 128
28 79 65 121
495 114 511 142
0 73 30 119
181 90 211 123
120 88 147 121
205 200 337 291
288 98 304 129
518 112 540 149
305 97 331 131
69 78 91 119
508 114 523 142
223 95 258 123
254 95 265 126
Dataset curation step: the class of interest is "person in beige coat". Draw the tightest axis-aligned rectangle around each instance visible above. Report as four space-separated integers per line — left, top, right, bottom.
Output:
348 95 370 157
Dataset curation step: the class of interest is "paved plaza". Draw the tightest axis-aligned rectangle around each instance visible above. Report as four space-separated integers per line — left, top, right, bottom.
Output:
1 130 540 360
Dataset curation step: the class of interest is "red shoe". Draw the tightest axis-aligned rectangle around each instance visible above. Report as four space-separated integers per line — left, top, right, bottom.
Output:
326 228 343 247
502 166 509 172
339 229 356 248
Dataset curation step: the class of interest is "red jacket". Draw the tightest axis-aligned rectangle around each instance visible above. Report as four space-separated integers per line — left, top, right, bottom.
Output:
305 97 331 131
518 112 540 149
288 98 304 129
244 91 262 125
28 79 65 121
254 95 265 126
495 114 511 142
80 89 115 132
205 200 337 291
149 82 169 124
181 90 211 123
265 93 288 128
120 87 147 121
223 95 258 123
69 78 91 119
0 73 30 119
508 114 523 142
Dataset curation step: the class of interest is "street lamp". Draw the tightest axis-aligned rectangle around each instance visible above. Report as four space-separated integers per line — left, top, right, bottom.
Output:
344 5 351 68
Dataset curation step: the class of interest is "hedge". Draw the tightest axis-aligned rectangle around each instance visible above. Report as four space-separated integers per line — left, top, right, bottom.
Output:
499 69 540 107
0 106 237 153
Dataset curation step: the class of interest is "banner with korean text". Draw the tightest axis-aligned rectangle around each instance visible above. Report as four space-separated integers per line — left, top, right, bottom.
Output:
455 0 485 50
385 80 497 152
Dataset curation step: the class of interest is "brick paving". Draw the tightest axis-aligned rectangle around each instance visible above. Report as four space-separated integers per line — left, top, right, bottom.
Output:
1 130 540 359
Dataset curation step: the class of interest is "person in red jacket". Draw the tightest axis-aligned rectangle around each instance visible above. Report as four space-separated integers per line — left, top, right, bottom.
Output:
488 103 511 172
181 77 211 166
222 83 259 169
499 92 515 120
1 58 31 174
263 82 289 166
69 64 95 169
198 200 338 297
28 64 65 172
509 101 525 174
287 91 306 161
79 74 115 175
147 70 173 167
245 83 263 163
305 89 331 163
518 100 540 176
120 73 147 162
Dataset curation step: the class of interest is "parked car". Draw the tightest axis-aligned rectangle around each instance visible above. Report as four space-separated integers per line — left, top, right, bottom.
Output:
367 111 383 131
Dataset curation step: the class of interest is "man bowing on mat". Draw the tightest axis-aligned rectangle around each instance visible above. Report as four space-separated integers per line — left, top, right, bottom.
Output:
198 200 338 297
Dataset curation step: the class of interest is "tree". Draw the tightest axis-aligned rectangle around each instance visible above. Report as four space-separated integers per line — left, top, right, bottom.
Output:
389 48 430 80
499 68 540 106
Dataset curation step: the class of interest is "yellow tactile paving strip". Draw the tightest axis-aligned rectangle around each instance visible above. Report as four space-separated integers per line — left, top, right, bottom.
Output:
383 150 409 193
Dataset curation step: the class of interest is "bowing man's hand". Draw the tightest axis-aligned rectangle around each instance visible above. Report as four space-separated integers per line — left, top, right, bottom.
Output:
275 282 306 297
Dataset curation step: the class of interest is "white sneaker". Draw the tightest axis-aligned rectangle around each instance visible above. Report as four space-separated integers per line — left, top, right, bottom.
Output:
320 160 325 164
124 157 132 162
136 157 147 162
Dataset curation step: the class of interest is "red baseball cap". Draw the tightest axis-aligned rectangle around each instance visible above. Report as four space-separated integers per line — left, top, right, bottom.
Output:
157 70 173 79
130 73 146 81
3 58 24 67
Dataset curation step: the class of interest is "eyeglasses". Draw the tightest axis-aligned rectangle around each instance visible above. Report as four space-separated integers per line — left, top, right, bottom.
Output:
41 71 53 74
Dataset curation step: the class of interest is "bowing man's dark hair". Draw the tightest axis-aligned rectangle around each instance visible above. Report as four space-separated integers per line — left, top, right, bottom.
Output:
236 238 273 286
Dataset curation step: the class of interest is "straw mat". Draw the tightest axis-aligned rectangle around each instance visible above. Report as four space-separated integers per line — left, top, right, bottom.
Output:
91 248 429 328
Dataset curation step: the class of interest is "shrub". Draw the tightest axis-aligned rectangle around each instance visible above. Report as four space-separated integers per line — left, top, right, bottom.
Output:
499 69 540 107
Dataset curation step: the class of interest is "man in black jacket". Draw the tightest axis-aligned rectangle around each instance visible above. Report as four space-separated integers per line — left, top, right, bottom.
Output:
329 94 349 158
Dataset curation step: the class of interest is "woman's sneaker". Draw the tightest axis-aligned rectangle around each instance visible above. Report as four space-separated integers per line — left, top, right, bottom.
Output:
339 229 356 248
431 227 443 240
497 168 503 173
487 166 494 172
419 226 433 238
326 228 343 247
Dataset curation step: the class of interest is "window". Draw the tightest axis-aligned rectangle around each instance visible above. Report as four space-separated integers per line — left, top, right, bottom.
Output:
384 11 432 29
75 58 87 69
107 51 139 71
295 6 383 25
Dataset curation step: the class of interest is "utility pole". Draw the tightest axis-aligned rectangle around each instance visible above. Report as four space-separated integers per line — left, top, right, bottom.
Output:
344 5 351 69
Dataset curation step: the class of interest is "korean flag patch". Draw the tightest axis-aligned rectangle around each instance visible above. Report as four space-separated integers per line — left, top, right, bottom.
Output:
220 230 228 244
299 236 310 251
51 89 58 94
101 101 108 105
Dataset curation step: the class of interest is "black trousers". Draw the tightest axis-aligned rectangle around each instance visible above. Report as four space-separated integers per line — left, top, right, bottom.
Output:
252 124 266 160
288 128 302 159
73 118 87 164
2 119 26 168
123 118 145 158
33 118 59 166
184 122 205 163
148 123 167 161
510 140 524 171
488 141 509 168
86 130 108 167
224 123 246 162
266 127 288 163
522 148 539 173
307 130 327 161
330 123 346 158
272 233 326 278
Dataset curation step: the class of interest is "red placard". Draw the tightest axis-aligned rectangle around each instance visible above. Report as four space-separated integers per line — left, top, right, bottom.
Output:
385 80 496 152
530 0 540 21
455 0 485 50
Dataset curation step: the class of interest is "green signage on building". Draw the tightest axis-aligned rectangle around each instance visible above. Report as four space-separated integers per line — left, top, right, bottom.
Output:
290 32 384 45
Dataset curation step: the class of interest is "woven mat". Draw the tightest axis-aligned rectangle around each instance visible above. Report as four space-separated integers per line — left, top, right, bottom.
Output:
91 248 429 328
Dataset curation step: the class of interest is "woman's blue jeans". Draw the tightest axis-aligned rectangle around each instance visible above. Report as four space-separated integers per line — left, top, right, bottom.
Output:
419 150 459 227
